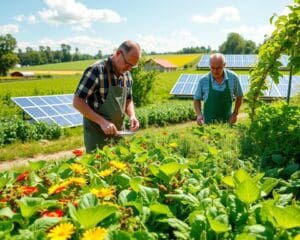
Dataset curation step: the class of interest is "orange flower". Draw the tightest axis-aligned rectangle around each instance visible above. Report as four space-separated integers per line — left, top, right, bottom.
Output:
16 171 29 182
42 209 64 218
73 149 83 157
20 186 39 195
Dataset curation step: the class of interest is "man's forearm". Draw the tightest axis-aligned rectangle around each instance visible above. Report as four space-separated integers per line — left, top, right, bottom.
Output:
233 96 243 115
125 99 136 118
193 100 202 115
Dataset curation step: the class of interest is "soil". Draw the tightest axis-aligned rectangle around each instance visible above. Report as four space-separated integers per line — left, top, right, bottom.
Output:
0 147 85 171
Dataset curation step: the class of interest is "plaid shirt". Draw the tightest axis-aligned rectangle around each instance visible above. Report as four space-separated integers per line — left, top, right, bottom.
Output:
74 56 133 110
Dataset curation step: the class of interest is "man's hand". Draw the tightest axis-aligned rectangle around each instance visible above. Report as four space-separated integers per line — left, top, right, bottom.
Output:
130 115 139 131
229 112 238 124
100 119 118 135
196 113 204 125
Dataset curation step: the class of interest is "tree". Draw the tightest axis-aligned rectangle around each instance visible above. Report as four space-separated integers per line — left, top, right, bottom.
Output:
0 34 19 76
131 55 158 107
247 0 300 119
61 44 72 62
219 32 257 54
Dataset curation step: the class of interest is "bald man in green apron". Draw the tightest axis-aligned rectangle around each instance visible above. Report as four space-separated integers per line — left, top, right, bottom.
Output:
73 40 141 153
194 53 243 125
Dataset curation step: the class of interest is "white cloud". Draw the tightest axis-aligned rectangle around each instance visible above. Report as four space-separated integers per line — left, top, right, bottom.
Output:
0 24 19 35
14 15 37 24
18 36 115 55
191 7 240 24
39 0 125 30
137 29 204 53
222 24 275 45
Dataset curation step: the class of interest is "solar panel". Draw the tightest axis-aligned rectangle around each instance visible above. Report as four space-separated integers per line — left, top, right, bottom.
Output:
197 54 288 69
170 74 300 98
11 94 82 128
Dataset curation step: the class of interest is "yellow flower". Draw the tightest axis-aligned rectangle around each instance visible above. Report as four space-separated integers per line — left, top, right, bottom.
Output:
169 142 178 148
48 184 66 195
68 177 86 185
81 227 107 240
98 168 114 177
91 187 115 198
47 222 75 240
109 160 127 171
70 163 87 175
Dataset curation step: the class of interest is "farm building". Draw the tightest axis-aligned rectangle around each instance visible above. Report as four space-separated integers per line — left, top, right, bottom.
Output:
10 71 35 78
144 59 177 72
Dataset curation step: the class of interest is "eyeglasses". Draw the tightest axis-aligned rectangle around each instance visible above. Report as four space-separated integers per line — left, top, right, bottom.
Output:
120 50 138 68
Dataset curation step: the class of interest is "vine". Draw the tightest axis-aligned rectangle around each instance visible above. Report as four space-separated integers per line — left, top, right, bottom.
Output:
247 0 300 120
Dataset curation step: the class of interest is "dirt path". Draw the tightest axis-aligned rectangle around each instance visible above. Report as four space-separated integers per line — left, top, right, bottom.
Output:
0 147 84 171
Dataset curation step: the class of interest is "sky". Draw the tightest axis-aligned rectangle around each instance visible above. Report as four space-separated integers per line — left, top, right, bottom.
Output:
0 0 294 55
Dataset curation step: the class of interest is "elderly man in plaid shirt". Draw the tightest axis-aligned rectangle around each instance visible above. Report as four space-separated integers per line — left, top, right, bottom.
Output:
73 40 141 153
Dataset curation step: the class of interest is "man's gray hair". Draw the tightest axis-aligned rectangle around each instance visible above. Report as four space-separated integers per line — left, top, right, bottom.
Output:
209 53 226 65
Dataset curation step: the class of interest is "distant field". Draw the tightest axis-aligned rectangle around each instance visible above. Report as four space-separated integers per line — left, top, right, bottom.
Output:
11 54 201 74
147 54 201 67
12 59 96 72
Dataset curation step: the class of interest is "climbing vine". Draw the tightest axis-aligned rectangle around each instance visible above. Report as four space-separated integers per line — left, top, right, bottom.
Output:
247 0 300 120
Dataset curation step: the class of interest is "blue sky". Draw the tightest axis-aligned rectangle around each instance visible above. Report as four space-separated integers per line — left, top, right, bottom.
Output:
0 0 293 55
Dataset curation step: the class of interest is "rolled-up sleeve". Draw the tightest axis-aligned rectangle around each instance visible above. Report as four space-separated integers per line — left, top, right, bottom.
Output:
194 77 203 100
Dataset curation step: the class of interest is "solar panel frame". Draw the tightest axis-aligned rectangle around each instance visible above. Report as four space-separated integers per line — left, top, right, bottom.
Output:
11 94 82 128
170 74 300 98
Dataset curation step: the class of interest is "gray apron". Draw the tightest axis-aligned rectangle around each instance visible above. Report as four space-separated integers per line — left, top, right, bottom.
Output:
83 62 127 153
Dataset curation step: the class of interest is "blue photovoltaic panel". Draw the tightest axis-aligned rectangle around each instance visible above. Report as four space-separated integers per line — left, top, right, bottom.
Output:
197 54 288 69
170 74 300 98
11 94 82 128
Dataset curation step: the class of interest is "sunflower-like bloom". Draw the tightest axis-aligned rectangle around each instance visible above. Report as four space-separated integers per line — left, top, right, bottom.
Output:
47 222 75 240
169 142 178 148
90 187 115 198
81 227 107 240
48 184 66 195
109 160 127 171
70 163 87 175
98 168 114 177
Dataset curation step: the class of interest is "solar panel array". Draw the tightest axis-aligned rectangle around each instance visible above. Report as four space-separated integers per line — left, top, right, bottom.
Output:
197 54 289 69
170 74 300 98
12 94 82 127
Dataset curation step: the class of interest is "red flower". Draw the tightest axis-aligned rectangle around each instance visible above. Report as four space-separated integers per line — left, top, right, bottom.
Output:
72 149 83 157
41 209 64 218
20 186 39 195
0 197 8 203
16 171 29 182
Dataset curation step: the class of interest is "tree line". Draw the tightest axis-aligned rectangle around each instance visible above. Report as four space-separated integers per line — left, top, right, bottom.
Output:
17 44 103 66
0 32 259 76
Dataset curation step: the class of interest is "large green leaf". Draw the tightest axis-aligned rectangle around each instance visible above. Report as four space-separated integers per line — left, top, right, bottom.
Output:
263 203 300 229
0 207 15 218
0 221 14 237
159 162 182 177
139 185 159 205
149 203 173 217
28 217 61 232
0 172 12 190
260 178 279 197
79 193 98 209
207 214 231 233
68 203 117 229
235 233 256 240
233 169 251 185
222 175 235 187
236 179 260 204
130 177 143 192
28 160 47 171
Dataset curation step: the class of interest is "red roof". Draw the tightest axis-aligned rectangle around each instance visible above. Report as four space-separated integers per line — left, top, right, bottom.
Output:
151 59 177 68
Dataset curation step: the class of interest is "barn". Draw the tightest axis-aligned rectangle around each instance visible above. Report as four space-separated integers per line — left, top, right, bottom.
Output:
144 59 177 72
10 71 35 78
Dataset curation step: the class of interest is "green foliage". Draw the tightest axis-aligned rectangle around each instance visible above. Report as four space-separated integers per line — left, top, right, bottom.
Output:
125 101 196 128
219 32 258 54
0 117 62 146
241 102 300 175
247 1 300 118
131 56 159 107
0 34 19 76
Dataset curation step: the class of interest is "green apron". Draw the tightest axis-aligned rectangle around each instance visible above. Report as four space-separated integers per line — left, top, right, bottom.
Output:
83 62 127 153
203 74 232 124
